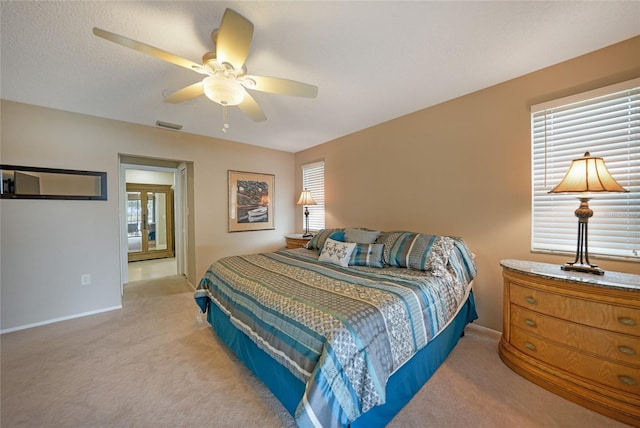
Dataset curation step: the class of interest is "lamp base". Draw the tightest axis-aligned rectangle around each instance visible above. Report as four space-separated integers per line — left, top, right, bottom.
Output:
561 263 604 275
559 197 604 276
302 207 313 238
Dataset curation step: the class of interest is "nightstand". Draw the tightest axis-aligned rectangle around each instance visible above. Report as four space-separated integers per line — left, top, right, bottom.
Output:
285 233 312 249
499 259 640 426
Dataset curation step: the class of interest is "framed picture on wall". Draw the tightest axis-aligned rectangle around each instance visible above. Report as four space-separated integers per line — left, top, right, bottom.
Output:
228 170 275 232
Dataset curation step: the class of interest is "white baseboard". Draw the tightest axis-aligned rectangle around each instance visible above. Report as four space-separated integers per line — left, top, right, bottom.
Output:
0 305 123 334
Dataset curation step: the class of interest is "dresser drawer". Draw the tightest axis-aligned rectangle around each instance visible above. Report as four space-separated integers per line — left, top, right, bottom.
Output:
509 282 640 336
511 304 640 366
511 326 640 395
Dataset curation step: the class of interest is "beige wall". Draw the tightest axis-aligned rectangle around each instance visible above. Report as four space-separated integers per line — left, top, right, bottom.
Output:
2 37 638 333
295 36 640 331
1 101 294 331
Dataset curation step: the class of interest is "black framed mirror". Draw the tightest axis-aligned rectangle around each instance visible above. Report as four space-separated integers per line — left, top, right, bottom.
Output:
0 165 107 200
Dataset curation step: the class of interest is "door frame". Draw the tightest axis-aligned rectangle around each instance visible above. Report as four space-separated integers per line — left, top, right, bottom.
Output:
119 162 187 292
176 163 188 280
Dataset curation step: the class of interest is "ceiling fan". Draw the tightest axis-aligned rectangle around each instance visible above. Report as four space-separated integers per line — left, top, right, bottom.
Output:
93 8 318 131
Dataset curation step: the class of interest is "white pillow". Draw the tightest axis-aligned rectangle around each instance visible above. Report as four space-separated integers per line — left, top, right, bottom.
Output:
318 238 357 267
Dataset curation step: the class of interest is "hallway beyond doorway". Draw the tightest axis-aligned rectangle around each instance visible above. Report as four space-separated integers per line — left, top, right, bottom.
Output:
127 257 177 282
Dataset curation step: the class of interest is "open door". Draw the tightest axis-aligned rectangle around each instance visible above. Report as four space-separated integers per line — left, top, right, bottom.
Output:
175 163 188 277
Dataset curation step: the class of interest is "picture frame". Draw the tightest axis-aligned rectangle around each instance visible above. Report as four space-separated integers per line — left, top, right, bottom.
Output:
228 170 275 232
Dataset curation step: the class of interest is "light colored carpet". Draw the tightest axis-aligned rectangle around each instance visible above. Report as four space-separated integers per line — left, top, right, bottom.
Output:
1 275 628 427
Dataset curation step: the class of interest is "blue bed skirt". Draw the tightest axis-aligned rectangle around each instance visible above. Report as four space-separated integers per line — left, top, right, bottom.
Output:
207 292 478 427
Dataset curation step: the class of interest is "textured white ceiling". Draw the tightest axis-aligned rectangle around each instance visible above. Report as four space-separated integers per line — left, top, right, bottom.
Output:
1 1 638 152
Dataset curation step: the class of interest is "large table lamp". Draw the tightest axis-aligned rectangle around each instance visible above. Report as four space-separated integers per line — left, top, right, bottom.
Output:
548 151 628 275
297 189 317 237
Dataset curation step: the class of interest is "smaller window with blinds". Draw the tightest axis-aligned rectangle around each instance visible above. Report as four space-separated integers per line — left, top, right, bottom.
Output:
531 78 639 261
301 161 325 232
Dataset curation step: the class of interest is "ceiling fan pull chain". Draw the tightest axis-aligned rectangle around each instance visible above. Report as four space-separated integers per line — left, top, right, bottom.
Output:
222 104 230 133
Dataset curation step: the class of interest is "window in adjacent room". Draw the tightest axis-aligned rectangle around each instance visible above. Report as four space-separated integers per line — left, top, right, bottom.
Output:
302 161 325 232
531 78 639 261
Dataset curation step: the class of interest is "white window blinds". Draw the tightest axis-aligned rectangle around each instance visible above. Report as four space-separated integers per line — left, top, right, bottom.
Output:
531 78 640 260
302 161 325 232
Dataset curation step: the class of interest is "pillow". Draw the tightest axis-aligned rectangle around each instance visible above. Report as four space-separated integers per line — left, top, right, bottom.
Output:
448 237 478 283
318 238 357 267
305 228 344 251
377 231 455 272
329 230 345 242
344 228 380 244
407 234 455 272
349 243 385 268
377 231 414 267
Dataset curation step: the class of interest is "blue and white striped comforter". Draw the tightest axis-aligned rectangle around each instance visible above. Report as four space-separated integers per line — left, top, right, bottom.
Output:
195 244 476 428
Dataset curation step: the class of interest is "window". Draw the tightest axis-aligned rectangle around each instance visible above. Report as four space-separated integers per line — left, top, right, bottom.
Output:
531 78 639 261
302 161 325 232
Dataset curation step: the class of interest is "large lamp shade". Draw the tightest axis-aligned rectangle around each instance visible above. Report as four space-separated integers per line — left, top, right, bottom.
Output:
548 152 628 274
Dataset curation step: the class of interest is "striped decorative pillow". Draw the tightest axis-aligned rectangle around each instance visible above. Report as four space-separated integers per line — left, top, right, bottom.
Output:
377 232 455 272
305 228 344 251
448 237 478 283
349 243 385 268
377 231 414 267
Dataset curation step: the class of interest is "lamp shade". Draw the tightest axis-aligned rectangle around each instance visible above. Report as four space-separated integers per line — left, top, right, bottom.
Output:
202 76 245 106
548 152 628 194
297 189 317 205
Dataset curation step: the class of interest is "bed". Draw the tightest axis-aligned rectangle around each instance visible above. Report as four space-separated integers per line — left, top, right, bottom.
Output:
195 229 478 427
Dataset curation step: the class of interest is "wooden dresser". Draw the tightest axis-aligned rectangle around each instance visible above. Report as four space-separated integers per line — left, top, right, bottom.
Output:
499 260 640 426
285 233 312 249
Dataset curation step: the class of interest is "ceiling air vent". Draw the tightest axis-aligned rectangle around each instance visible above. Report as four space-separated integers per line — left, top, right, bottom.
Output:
155 120 183 131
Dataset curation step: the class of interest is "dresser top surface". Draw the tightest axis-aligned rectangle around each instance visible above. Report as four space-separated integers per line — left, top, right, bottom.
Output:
501 259 640 291
285 233 312 240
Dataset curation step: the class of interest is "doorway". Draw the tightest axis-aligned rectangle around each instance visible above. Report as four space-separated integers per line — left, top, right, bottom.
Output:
126 183 174 262
119 158 193 290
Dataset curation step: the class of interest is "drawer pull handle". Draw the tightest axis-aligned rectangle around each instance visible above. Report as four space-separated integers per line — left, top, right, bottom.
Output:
524 342 537 351
618 375 637 386
524 319 537 328
618 317 637 327
524 296 537 305
618 346 636 356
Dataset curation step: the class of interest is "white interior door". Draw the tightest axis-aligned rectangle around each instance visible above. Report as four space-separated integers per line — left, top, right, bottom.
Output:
176 163 188 277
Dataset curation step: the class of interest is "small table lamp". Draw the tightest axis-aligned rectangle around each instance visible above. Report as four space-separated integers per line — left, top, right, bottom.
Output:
548 151 628 275
297 189 317 237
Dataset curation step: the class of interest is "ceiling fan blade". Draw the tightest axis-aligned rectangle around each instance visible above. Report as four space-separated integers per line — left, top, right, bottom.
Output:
163 82 204 103
244 75 318 98
93 27 201 72
215 9 254 71
237 91 266 122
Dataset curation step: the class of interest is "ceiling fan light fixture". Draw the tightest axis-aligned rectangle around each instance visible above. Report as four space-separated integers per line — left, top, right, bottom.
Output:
203 76 245 106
